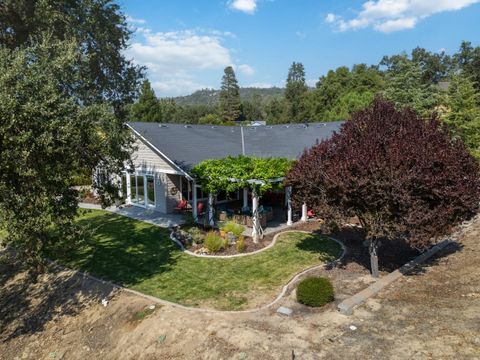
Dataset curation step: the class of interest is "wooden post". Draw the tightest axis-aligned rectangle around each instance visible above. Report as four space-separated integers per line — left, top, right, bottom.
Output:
192 181 198 222
125 173 131 205
286 186 293 226
242 187 249 211
301 203 307 222
208 193 215 227
252 191 259 243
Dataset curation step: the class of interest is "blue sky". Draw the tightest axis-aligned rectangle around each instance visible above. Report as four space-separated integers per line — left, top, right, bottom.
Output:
120 0 480 97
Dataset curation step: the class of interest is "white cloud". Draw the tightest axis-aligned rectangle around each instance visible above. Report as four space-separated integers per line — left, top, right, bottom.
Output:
327 0 480 33
325 13 338 23
151 78 208 96
238 64 255 76
128 30 232 71
230 0 258 14
126 15 146 24
306 78 318 87
247 82 274 88
126 29 234 96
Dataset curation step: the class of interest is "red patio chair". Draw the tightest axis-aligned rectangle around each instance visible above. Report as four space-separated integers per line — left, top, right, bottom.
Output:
174 199 188 213
197 202 205 216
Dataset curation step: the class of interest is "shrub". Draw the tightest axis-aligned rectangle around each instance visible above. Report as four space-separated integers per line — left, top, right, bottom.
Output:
204 231 225 253
236 235 246 253
296 277 334 307
220 221 245 238
187 227 205 245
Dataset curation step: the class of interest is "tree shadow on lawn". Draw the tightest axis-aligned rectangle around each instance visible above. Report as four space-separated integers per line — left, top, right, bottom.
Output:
1 210 182 343
67 210 181 287
295 233 343 263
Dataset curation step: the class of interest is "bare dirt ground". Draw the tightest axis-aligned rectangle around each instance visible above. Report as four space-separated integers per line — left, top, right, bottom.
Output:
1 217 479 360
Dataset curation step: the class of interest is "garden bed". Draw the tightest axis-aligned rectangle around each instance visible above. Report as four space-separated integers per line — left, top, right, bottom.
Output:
186 233 270 255
172 220 275 256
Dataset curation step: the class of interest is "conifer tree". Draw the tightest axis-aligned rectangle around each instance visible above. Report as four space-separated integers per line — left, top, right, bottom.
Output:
285 62 308 122
130 80 163 122
219 66 241 122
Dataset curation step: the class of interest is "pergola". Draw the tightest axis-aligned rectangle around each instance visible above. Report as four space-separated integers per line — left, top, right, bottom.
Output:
190 156 308 243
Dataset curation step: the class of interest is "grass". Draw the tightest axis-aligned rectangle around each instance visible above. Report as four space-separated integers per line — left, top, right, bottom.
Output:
57 209 342 310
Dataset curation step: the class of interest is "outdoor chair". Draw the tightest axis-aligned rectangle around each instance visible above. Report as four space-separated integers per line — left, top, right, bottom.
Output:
174 199 188 213
197 202 205 216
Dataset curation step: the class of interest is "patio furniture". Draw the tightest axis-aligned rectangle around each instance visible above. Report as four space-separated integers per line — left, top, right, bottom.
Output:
174 199 188 213
197 202 205 216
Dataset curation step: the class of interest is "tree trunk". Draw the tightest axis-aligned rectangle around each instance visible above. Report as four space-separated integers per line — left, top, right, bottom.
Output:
369 238 380 278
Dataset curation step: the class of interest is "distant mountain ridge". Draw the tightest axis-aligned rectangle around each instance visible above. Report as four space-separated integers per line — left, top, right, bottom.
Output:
170 87 285 106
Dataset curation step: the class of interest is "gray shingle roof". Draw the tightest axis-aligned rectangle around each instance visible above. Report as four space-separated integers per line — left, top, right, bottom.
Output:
127 122 344 171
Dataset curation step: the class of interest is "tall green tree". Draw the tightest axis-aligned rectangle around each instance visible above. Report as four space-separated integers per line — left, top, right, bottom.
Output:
285 62 307 122
443 74 480 159
219 66 241 122
303 64 383 122
0 0 142 269
0 0 143 118
130 80 163 122
454 41 480 91
383 56 438 116
0 38 133 269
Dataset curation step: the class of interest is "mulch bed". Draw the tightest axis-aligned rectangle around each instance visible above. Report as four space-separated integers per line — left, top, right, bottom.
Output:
186 235 271 255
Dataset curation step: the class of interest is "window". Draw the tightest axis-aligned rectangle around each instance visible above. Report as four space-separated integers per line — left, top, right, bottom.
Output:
136 175 145 204
130 174 137 203
146 175 155 206
181 177 192 201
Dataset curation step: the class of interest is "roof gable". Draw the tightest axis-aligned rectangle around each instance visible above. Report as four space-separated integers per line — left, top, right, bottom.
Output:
127 122 343 171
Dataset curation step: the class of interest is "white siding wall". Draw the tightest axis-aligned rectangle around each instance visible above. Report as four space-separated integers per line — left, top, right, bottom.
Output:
166 174 183 213
128 137 184 214
131 138 175 172
155 173 167 213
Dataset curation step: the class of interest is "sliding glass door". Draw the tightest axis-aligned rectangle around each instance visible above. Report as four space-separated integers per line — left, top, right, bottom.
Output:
130 172 155 208
130 174 138 204
146 175 155 207
137 175 145 205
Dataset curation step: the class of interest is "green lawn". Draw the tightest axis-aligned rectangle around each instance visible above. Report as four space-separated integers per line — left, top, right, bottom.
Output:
59 209 341 310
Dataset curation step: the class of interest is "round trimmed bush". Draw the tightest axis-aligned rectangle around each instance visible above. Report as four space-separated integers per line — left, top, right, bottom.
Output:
296 277 334 307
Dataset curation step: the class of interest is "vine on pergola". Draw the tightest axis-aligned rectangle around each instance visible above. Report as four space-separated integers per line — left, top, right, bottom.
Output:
191 155 292 195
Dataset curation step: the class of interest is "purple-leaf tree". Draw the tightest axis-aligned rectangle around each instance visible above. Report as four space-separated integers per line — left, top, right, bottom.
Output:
287 97 480 277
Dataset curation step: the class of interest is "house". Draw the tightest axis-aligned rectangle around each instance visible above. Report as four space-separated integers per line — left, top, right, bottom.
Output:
122 122 343 214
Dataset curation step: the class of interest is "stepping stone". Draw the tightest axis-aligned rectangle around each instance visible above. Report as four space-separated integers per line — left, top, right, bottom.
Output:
277 306 293 316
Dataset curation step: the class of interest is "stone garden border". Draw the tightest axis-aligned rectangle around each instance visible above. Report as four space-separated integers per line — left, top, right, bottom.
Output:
48 230 346 314
170 229 339 259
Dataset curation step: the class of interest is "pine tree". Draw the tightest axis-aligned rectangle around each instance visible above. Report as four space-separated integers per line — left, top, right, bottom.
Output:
443 74 480 158
219 66 241 122
130 80 163 122
383 57 438 116
285 62 308 122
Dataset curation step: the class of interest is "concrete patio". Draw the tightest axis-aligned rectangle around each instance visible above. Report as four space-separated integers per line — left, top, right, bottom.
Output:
79 203 184 228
